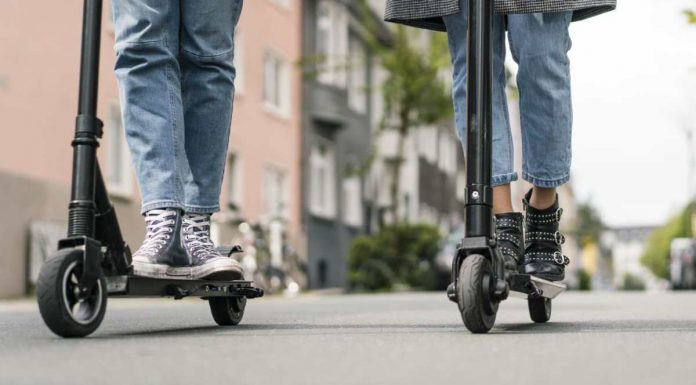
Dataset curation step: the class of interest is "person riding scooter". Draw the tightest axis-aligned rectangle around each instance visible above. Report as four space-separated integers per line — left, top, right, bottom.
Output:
384 0 616 282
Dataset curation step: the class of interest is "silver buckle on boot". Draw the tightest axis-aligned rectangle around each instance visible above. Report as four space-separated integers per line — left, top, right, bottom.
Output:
553 251 566 265
555 208 564 222
554 231 566 245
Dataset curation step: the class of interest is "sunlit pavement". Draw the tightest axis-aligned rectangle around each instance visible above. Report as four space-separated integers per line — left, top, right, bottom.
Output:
2 291 696 385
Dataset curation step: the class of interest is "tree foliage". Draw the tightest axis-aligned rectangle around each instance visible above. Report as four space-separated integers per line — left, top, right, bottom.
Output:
573 201 605 248
359 1 453 222
640 202 695 279
348 223 441 291
685 9 696 24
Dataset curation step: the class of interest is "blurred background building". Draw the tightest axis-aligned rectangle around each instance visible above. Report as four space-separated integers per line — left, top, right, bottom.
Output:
1 0 694 298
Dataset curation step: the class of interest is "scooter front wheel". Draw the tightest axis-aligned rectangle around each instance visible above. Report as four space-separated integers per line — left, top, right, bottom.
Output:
37 249 107 338
457 254 498 333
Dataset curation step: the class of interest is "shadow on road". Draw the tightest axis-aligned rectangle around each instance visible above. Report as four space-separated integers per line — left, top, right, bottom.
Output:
93 319 696 339
495 320 696 334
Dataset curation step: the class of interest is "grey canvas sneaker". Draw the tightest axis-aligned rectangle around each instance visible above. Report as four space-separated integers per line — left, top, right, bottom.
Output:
131 209 190 278
181 213 244 280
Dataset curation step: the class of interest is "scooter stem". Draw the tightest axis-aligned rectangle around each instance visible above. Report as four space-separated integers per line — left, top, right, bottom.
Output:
69 0 104 238
464 0 494 239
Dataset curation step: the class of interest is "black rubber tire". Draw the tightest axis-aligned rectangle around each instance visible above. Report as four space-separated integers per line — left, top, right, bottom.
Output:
37 249 107 338
209 296 246 326
457 254 498 333
528 297 552 323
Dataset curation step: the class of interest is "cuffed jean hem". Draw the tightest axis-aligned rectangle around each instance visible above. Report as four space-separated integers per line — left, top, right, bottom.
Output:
522 172 570 188
141 200 185 215
492 172 518 187
182 204 221 214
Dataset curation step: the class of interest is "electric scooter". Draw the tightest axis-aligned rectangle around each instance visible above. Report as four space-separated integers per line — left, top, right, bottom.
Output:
446 0 566 333
36 0 263 338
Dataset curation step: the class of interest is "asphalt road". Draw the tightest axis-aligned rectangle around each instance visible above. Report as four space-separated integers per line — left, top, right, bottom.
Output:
2 291 696 385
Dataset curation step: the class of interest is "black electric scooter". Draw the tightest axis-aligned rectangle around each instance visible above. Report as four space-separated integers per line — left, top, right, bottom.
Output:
36 0 263 338
446 0 566 333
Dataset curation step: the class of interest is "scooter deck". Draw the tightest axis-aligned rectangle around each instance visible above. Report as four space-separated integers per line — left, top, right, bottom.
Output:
508 274 566 300
106 275 264 300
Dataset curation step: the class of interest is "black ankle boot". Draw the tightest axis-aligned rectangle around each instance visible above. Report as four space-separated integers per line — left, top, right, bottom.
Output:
495 212 524 277
522 189 569 281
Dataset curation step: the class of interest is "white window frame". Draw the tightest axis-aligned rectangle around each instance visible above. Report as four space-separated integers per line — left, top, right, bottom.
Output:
342 174 363 227
316 0 347 87
456 171 467 203
269 0 291 9
347 35 367 114
309 141 337 218
263 164 289 220
226 152 243 210
105 103 133 198
263 49 290 118
234 30 245 95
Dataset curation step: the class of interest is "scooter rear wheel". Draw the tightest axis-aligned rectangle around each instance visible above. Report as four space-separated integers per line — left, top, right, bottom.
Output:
528 297 552 323
209 296 246 326
37 249 107 338
457 254 498 333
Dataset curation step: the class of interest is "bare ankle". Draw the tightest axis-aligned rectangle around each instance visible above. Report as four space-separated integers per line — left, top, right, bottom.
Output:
492 184 514 215
529 187 557 210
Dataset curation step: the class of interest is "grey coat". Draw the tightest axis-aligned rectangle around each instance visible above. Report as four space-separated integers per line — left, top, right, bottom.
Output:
385 0 617 31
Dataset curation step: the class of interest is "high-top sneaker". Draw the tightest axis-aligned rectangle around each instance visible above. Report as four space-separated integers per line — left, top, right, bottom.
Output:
181 213 244 280
132 209 189 278
522 189 569 281
495 212 524 278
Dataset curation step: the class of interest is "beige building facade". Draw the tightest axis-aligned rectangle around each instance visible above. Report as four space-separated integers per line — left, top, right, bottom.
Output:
0 0 303 297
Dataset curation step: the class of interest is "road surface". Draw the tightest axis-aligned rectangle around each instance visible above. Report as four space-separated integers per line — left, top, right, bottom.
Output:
1 291 696 384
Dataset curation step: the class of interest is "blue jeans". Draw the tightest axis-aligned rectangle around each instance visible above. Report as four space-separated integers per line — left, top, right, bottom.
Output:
112 0 243 213
443 3 573 188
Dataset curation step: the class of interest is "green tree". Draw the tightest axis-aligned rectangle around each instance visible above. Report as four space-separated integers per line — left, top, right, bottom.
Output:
685 9 696 24
577 269 592 291
573 201 605 248
359 2 453 223
640 202 695 279
622 273 646 291
301 4 453 225
348 223 441 291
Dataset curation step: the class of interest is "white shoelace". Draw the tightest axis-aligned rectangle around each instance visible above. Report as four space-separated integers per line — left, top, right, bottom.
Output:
182 214 221 260
133 209 176 258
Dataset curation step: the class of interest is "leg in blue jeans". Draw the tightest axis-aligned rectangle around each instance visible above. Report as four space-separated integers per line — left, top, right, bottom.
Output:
111 1 245 279
180 1 242 214
111 0 242 214
508 13 573 188
443 6 572 189
443 1 516 187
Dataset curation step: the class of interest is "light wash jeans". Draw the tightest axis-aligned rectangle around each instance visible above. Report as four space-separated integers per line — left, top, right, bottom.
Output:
443 1 573 188
111 0 243 213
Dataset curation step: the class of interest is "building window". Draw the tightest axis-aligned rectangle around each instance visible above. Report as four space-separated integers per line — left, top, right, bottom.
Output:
316 0 347 87
263 165 289 220
456 171 467 203
343 175 362 227
438 132 456 174
316 0 331 84
417 126 438 164
263 49 290 117
105 104 132 198
226 152 243 210
310 142 336 218
234 30 244 95
269 0 291 9
347 35 367 113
